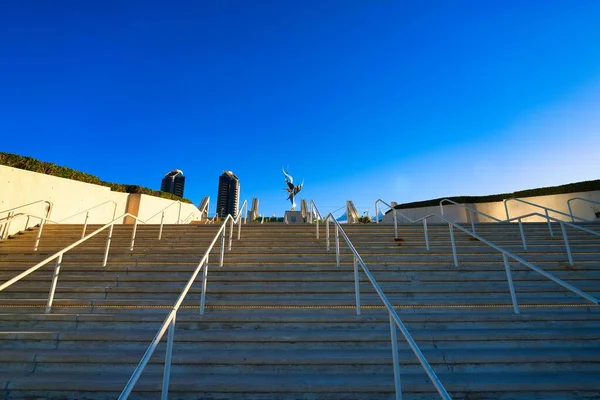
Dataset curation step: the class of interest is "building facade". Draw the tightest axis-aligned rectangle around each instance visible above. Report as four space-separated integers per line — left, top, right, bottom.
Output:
216 170 240 218
161 169 185 198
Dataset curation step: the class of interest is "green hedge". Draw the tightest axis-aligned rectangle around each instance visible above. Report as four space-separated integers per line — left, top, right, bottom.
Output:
392 179 600 211
0 152 193 204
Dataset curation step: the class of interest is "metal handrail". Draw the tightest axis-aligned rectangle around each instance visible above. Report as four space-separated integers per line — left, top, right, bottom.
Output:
145 201 183 224
505 211 600 265
56 201 118 239
374 199 399 238
339 208 599 313
0 212 147 313
309 200 325 238
0 199 53 216
504 197 588 228
440 199 503 234
0 212 64 250
0 200 53 240
321 212 452 400
237 199 248 225
567 197 600 222
119 211 246 400
1 201 117 241
180 212 196 224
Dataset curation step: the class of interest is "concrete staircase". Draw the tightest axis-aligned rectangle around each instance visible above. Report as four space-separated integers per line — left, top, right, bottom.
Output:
0 222 599 399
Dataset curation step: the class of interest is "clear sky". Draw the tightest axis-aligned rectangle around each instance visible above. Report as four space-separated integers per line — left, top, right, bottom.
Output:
1 1 599 217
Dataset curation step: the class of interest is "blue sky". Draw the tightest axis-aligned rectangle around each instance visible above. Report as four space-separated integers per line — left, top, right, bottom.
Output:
1 1 599 217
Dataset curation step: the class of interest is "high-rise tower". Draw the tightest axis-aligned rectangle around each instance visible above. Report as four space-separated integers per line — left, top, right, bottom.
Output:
216 171 240 218
161 169 185 198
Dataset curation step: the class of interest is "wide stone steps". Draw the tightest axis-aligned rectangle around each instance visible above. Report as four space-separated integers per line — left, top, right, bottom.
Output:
1 222 599 399
3 370 598 400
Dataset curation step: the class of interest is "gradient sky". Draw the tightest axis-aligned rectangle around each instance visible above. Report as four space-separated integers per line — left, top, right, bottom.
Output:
1 1 599 217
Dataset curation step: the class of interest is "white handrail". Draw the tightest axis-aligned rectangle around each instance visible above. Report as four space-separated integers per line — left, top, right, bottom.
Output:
505 211 600 265
145 201 183 224
504 197 588 230
57 201 118 239
0 200 53 240
119 213 241 399
0 212 147 313
567 197 600 222
349 206 599 312
57 200 117 222
440 198 503 225
237 199 248 224
0 199 53 216
180 212 196 224
321 212 452 400
309 200 325 238
374 199 398 238
0 212 59 250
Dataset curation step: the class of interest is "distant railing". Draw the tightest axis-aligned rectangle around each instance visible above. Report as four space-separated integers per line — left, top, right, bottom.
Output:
308 200 325 238
320 211 452 400
374 199 399 238
56 201 118 239
0 200 53 240
360 204 600 313
505 211 600 265
440 198 503 233
119 211 245 399
504 198 588 236
0 212 147 313
145 201 183 227
1 200 117 244
567 197 600 223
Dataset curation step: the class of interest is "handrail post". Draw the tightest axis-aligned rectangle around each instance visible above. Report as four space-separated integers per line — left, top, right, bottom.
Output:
567 199 575 223
502 254 519 314
325 220 330 251
389 314 402 400
219 227 226 267
448 224 458 266
45 254 63 313
518 218 527 250
4 211 14 239
228 218 234 250
353 255 361 315
545 209 554 237
158 212 165 240
504 199 510 221
200 258 208 315
103 224 114 267
177 202 181 224
316 218 320 239
375 203 380 224
237 217 242 240
161 313 176 400
560 222 574 266
469 210 475 233
82 212 89 239
130 218 138 251
34 217 46 251
393 210 398 238
335 224 340 267
423 219 430 251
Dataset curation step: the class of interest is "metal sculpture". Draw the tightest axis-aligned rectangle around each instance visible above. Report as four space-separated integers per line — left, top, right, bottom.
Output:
283 168 303 211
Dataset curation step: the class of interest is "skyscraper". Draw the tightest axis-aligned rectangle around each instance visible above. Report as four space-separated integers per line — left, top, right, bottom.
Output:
216 170 240 218
161 169 185 198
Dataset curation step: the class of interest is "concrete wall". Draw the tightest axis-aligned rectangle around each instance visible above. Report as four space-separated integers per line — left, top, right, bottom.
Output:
383 190 600 224
0 165 202 236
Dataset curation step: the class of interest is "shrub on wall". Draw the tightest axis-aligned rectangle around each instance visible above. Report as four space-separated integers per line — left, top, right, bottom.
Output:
0 152 193 204
392 179 600 210
0 152 102 185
